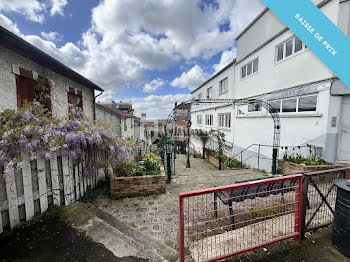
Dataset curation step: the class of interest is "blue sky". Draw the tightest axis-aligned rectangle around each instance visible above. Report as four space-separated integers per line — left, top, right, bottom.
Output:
0 0 264 119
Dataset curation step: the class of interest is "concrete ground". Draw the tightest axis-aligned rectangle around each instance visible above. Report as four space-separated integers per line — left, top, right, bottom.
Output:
95 154 265 249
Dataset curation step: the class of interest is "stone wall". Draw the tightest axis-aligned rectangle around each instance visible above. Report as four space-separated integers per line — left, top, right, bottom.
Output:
110 167 166 199
278 160 345 174
208 156 230 170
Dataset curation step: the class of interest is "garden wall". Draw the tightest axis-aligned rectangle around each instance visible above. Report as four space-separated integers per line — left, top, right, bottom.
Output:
278 160 345 174
110 166 166 199
0 150 100 233
208 156 230 170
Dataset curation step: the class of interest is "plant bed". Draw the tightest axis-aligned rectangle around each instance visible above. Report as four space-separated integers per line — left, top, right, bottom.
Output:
110 166 166 199
110 152 166 199
208 156 230 170
278 160 344 174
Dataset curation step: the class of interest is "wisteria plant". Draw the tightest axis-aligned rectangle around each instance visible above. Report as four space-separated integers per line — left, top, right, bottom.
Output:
0 102 133 177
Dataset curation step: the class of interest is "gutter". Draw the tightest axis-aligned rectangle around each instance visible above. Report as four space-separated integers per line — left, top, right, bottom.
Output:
93 90 104 120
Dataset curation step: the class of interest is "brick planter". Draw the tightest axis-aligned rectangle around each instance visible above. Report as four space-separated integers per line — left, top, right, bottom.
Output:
110 166 166 199
208 156 230 170
278 160 344 174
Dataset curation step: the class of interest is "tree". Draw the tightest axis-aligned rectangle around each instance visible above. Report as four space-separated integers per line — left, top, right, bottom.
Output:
196 129 209 159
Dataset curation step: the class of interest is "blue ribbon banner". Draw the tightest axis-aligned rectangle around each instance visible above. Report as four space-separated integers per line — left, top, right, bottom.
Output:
261 0 350 88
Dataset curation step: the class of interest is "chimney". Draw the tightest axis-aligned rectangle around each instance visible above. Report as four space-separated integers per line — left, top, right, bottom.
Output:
175 102 178 108
141 113 146 120
111 101 117 108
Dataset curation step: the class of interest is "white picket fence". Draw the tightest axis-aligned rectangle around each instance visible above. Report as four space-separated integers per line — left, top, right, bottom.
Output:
0 149 101 233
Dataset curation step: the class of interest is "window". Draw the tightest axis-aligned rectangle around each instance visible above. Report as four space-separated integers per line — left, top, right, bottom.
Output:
206 87 213 98
67 87 83 115
205 114 213 126
198 93 202 100
218 114 225 127
241 58 259 79
248 103 261 112
269 101 281 113
218 113 231 128
225 113 231 128
124 119 127 131
298 95 317 112
197 115 203 125
276 36 307 63
219 78 228 95
282 98 297 113
269 95 317 114
16 68 51 112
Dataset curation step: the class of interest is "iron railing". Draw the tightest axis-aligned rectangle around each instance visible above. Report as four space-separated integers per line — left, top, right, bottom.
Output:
179 174 303 262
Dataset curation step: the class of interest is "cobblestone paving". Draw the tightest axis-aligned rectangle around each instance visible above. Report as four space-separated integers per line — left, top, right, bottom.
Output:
95 155 265 249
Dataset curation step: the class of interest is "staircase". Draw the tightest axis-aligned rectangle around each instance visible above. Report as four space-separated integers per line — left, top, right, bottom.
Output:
68 202 178 262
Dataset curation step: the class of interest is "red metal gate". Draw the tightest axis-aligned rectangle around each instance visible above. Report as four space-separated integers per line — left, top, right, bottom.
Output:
179 174 303 262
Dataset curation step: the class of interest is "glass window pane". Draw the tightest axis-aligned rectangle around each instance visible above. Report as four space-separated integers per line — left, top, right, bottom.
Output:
247 62 252 75
277 45 284 62
285 39 293 57
253 58 258 73
282 98 297 112
241 66 246 78
248 103 261 112
295 37 303 52
269 101 281 113
298 96 317 112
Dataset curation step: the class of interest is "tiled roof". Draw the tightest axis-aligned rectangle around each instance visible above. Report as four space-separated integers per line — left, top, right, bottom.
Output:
99 104 134 118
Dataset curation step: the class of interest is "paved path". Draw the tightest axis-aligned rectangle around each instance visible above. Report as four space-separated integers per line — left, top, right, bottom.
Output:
95 154 265 249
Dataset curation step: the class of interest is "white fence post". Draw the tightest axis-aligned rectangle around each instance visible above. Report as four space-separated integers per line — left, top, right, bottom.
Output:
4 165 19 229
22 155 34 221
50 152 61 205
37 157 48 213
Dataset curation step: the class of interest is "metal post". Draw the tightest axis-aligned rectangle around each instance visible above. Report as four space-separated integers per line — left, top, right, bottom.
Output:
173 145 176 176
258 144 261 170
272 148 278 175
186 127 191 168
240 152 243 170
167 151 171 183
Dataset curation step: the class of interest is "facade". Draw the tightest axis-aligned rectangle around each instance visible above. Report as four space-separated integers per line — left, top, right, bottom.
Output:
190 0 350 171
172 102 192 140
191 62 235 155
95 103 122 137
98 102 135 139
0 26 103 119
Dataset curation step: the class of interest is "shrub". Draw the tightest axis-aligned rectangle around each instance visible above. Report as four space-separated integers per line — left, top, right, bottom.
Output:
113 161 137 177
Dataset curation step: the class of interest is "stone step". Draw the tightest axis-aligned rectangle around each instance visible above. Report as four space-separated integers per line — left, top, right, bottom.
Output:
91 206 178 262
69 202 178 262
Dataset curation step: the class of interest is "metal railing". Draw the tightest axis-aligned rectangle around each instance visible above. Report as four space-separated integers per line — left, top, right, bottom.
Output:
179 174 303 262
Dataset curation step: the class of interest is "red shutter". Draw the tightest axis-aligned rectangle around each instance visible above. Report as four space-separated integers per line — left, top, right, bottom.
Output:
18 76 35 107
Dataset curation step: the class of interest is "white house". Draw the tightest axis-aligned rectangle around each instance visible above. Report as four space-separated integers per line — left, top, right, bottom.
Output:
190 0 350 171
191 62 235 155
0 26 103 119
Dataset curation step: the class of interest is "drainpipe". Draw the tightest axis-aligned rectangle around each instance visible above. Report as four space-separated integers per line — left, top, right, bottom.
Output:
93 90 104 120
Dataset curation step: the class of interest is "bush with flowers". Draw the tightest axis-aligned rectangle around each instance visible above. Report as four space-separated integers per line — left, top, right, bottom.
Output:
0 102 133 178
113 152 162 177
282 145 327 165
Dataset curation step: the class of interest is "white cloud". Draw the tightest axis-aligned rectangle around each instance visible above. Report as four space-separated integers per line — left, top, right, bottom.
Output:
0 0 265 117
131 93 192 120
0 14 21 35
213 48 236 72
50 0 68 16
171 65 210 91
143 78 165 93
40 31 62 41
0 0 45 23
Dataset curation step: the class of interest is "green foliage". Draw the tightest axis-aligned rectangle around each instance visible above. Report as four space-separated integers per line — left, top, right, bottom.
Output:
251 202 288 219
283 153 328 166
15 205 71 229
210 151 247 169
113 161 138 177
80 185 103 203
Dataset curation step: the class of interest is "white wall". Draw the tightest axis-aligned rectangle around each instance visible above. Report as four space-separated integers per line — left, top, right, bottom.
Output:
121 117 135 139
0 46 95 119
95 105 122 137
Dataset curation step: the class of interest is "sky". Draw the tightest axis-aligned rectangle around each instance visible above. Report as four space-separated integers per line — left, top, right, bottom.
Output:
0 0 265 119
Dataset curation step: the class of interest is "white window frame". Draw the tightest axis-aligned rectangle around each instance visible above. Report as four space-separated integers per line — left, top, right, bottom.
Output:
241 58 259 79
198 93 202 100
225 113 231 128
197 115 203 125
268 94 318 114
218 113 225 127
219 78 228 95
218 113 231 128
275 36 308 64
206 87 213 98
205 114 213 126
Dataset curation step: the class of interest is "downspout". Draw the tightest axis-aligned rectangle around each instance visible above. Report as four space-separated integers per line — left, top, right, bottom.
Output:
93 90 104 120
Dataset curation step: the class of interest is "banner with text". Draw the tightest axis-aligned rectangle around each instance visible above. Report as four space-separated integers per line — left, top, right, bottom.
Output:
261 0 350 89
